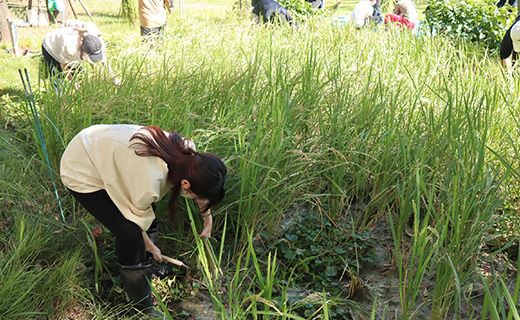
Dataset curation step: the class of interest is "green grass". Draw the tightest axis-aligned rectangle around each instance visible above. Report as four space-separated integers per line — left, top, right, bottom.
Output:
2 0 520 319
0 130 85 319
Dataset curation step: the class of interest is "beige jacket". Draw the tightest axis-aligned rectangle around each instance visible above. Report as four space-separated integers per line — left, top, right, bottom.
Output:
138 0 167 28
60 124 174 231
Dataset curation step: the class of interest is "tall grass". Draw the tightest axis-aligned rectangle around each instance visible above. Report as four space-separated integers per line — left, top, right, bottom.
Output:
121 0 139 24
5 9 520 319
0 131 90 319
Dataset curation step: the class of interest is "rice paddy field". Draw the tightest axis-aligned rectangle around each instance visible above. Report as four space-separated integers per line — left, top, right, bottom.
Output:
2 0 520 319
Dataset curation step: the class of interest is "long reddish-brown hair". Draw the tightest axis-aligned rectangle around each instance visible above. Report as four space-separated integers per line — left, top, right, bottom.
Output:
130 126 227 221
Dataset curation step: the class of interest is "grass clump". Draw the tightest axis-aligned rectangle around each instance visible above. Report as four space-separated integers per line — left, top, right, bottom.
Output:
26 20 519 317
0 130 87 319
121 0 139 24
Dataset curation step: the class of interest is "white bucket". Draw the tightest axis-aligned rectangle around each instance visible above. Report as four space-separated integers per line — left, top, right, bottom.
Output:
27 8 50 27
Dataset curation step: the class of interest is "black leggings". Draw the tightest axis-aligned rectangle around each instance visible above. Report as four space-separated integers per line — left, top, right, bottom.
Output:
41 44 82 79
41 44 64 79
68 188 146 266
497 0 516 7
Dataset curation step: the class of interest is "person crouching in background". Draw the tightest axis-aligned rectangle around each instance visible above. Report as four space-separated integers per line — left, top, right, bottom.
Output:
500 15 520 73
385 0 419 30
41 26 120 86
350 0 383 28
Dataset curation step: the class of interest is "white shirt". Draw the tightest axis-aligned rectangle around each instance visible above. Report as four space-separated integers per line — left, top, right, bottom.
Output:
60 124 182 231
42 27 106 68
351 1 374 28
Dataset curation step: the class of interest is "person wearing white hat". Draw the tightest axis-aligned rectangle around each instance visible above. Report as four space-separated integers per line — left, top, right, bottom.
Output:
350 0 382 28
500 16 520 73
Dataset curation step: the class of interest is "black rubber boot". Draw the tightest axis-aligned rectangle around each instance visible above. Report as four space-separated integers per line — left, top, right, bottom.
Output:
120 262 166 319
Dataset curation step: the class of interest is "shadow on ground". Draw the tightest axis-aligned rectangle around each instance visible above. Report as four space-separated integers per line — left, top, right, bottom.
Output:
1 87 26 102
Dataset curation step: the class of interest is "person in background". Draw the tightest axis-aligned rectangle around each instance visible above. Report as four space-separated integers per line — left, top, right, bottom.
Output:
496 0 517 10
60 124 227 318
251 0 296 25
371 0 383 24
350 0 382 28
384 0 419 30
138 0 174 44
500 15 520 73
41 26 120 84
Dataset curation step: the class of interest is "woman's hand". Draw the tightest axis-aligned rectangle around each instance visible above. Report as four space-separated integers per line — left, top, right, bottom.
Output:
502 58 513 74
199 211 213 238
193 198 212 237
142 231 163 262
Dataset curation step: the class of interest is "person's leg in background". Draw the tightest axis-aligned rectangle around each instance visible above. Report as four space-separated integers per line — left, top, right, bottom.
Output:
41 44 65 94
140 25 165 48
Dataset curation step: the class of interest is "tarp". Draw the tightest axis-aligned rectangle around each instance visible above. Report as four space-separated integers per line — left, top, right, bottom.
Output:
48 0 65 13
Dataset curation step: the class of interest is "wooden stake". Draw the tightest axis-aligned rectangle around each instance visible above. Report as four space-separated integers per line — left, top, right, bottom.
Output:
67 0 77 19
0 0 12 43
162 254 190 268
76 0 94 21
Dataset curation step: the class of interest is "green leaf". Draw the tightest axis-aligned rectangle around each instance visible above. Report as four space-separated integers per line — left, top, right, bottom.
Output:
286 234 298 241
325 265 337 277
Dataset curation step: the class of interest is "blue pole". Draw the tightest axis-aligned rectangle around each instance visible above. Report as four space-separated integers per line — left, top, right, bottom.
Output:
19 68 65 222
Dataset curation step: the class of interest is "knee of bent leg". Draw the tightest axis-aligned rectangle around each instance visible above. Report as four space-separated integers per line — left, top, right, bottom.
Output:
115 222 144 247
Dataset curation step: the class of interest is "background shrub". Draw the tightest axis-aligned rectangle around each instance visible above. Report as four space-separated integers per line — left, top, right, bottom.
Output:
233 0 326 21
278 0 327 20
424 0 516 49
120 0 138 24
